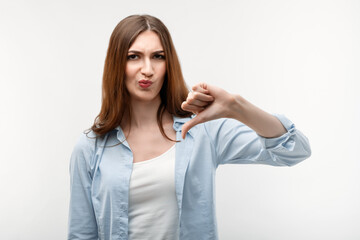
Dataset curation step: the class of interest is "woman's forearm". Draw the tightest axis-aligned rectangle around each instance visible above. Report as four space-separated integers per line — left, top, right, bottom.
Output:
228 94 287 138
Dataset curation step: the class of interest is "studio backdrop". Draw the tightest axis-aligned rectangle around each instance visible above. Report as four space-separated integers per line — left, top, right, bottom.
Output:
0 0 359 239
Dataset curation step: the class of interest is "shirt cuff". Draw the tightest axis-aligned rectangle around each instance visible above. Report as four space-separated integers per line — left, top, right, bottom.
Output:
257 114 296 151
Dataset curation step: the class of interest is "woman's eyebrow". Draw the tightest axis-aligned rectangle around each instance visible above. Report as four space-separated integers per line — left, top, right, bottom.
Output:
128 50 164 54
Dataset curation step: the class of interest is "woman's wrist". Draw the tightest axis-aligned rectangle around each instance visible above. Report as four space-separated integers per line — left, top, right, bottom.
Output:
227 94 247 120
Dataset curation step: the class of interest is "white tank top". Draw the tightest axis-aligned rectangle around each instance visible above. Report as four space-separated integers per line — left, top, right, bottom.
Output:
128 144 179 240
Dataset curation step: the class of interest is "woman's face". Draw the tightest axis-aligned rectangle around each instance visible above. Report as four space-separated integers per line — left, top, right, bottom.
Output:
125 30 166 103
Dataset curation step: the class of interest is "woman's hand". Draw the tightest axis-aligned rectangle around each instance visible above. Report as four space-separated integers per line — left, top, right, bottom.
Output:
180 82 287 139
181 83 236 139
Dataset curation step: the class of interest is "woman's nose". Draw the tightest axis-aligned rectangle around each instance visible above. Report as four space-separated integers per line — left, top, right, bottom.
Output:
141 58 154 77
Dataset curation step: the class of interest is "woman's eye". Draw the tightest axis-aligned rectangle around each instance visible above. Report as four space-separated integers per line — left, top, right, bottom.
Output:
154 54 165 60
127 54 138 60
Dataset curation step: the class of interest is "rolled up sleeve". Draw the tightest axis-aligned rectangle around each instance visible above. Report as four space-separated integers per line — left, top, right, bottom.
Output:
256 114 312 166
206 114 311 167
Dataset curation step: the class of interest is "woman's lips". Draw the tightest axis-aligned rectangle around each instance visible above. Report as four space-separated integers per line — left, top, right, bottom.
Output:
138 80 152 88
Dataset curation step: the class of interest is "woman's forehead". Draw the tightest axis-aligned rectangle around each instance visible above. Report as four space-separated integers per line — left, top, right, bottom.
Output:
129 31 164 52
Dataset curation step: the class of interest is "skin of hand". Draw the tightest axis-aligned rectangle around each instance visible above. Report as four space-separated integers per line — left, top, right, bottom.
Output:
180 83 235 139
180 83 287 139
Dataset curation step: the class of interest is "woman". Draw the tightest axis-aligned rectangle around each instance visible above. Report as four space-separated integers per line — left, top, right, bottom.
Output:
68 14 311 240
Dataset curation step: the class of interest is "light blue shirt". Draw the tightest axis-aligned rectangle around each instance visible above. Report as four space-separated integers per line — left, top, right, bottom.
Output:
68 114 311 240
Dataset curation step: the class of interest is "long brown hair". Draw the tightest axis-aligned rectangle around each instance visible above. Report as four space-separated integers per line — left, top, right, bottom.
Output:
88 14 192 140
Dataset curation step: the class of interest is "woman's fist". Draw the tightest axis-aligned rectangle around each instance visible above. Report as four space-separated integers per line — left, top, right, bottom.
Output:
181 83 235 139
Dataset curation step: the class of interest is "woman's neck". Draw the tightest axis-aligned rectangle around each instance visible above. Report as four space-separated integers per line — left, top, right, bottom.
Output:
123 97 172 131
131 99 159 128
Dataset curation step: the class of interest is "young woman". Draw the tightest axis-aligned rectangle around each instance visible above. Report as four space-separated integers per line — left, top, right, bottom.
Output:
68 14 311 240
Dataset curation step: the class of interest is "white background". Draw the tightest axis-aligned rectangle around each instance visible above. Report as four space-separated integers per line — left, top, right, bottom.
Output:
1 0 359 239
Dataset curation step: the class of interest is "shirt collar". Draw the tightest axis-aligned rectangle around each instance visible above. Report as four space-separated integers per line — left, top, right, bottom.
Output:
114 115 197 137
172 115 197 137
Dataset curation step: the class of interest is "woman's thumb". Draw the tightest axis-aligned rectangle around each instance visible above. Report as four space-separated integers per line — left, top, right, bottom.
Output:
181 115 204 139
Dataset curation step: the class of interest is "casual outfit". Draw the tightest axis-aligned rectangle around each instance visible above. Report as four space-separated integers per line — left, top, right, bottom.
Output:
68 114 311 240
